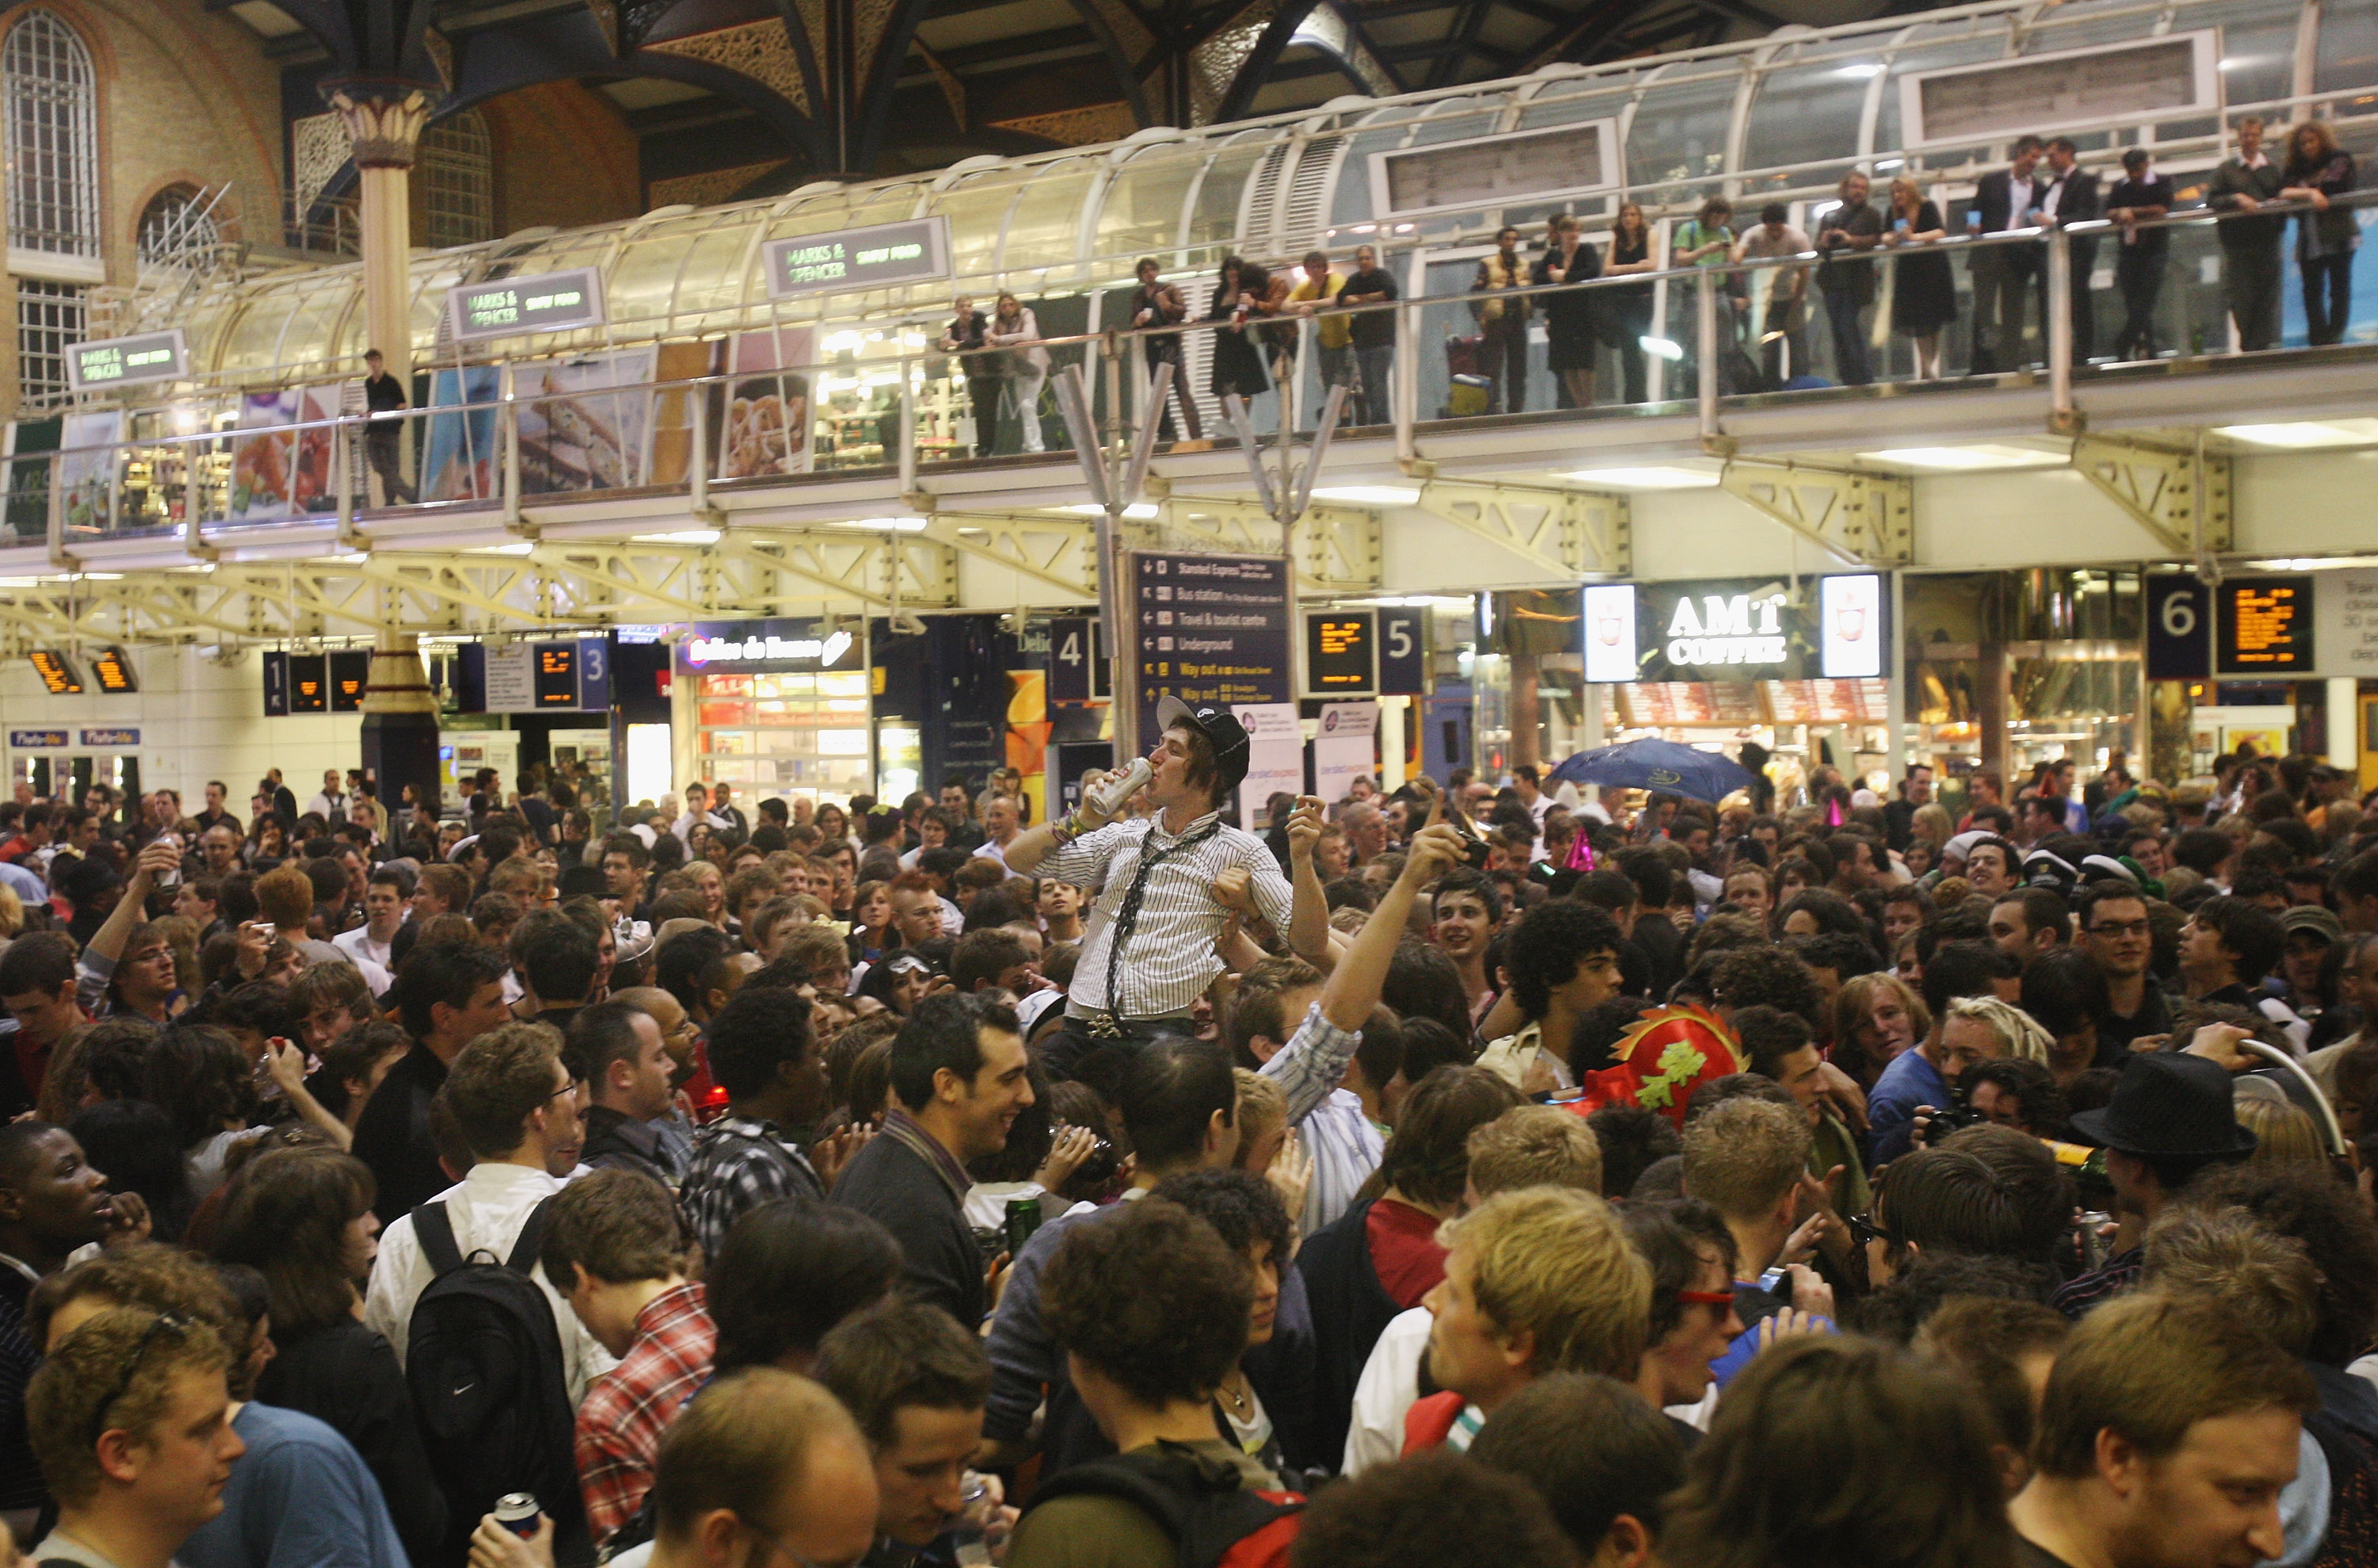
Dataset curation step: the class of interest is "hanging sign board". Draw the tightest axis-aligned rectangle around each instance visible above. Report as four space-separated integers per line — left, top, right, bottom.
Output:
2216 576 2315 675
1304 610 1377 696
445 267 608 344
762 217 952 301
67 330 189 393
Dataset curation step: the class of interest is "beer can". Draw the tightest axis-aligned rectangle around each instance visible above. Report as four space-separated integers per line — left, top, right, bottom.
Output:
495 1493 541 1538
1004 1195 1042 1257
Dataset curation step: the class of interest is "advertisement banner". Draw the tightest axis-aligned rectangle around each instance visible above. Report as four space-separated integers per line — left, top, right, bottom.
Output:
1232 703 1304 830
718 327 816 479
1314 700 1380 802
422 365 501 503
518 348 658 495
58 409 122 535
229 388 299 522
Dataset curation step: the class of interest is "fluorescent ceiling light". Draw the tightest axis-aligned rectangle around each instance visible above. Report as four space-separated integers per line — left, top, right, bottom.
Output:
2248 556 2378 571
1558 465 1719 489
1835 63 1884 78
1858 444 2067 470
1309 485 1420 505
851 516 927 531
472 541 536 555
633 528 721 544
1058 503 1159 518
2216 419 2378 449
1638 336 1684 361
0 576 48 587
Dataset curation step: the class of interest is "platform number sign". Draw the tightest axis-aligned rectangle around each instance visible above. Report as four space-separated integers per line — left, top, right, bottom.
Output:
2145 577 2210 680
1048 617 1107 701
1378 609 1427 697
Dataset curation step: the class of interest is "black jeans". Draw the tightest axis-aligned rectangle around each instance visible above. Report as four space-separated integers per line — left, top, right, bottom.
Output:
1481 319 1528 413
2112 243 2166 358
365 422 414 504
2224 242 2284 351
1824 289 1871 386
965 377 1004 456
2303 251 2355 346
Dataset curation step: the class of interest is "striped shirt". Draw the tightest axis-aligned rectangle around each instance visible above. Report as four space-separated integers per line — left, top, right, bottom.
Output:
1298 1088 1384 1239
1042 809 1296 1019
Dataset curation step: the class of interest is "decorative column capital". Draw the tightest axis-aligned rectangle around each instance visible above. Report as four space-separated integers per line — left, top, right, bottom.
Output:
323 80 436 169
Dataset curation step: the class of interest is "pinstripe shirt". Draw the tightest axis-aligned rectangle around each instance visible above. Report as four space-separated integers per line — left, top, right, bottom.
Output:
1043 809 1296 1019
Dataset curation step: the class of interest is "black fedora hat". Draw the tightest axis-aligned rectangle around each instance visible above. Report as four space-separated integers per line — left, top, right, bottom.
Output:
2070 1052 2257 1160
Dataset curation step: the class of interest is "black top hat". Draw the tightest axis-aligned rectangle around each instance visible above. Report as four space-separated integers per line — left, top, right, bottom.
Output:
2070 1051 2258 1161
1154 696 1252 797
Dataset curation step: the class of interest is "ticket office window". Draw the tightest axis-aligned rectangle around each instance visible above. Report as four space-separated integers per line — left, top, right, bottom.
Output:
694 669 873 801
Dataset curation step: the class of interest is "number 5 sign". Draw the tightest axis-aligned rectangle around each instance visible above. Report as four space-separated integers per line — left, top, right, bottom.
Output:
2145 577 2209 680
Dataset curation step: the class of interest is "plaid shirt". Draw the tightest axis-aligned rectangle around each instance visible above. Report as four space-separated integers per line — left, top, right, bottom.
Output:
577 1281 715 1545
679 1115 824 1263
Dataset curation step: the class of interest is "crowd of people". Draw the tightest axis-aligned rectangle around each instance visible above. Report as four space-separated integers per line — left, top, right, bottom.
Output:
3 709 2378 1568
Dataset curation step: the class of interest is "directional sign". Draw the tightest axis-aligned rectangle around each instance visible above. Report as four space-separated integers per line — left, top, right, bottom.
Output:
445 267 607 344
89 645 137 694
67 329 188 393
763 217 951 300
1130 552 1292 751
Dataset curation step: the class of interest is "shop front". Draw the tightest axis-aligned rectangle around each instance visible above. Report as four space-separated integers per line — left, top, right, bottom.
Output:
1902 569 2147 797
675 618 879 805
1577 575 1894 799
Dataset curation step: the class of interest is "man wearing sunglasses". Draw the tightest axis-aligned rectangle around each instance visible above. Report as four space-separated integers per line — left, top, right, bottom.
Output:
26 1304 247 1568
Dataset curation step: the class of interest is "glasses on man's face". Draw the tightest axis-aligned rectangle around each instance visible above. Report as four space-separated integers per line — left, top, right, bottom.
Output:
86 1310 193 1447
1848 1213 1898 1250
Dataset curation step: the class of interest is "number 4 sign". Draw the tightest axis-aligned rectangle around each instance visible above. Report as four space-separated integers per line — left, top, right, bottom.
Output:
1048 617 1107 701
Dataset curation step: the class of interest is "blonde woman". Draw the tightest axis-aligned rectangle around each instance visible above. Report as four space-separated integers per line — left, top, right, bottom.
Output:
985 293 1050 453
1882 177 1954 378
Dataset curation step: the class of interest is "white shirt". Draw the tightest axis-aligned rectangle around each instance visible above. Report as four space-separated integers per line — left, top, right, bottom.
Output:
671 809 731 843
307 792 345 821
1298 1089 1382 1239
362 1161 616 1405
973 839 1015 870
1344 1306 1432 1474
332 925 397 994
1041 810 1295 1018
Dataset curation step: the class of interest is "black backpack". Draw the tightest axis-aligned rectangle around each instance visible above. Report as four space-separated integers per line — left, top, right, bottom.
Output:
405 1196 591 1568
1028 1441 1305 1568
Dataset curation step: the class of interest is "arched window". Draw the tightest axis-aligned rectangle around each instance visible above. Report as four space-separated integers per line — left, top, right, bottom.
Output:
139 183 223 267
2 10 100 258
419 111 493 249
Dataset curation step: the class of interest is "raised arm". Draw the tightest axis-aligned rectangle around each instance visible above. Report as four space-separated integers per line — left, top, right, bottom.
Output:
1323 809 1462 1031
1000 766 1126 877
1283 796 1331 967
86 836 178 971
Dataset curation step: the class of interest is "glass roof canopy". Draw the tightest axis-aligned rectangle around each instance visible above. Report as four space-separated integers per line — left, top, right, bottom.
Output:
130 0 2364 391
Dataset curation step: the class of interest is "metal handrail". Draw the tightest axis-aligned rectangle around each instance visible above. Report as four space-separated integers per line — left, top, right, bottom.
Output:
94 78 2378 397
37 182 2378 457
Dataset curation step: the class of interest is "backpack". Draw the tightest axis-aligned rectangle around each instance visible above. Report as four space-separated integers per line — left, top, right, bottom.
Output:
1030 1440 1305 1568
406 1196 591 1566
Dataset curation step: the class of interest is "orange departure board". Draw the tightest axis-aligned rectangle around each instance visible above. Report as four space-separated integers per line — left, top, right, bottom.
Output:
1303 610 1375 694
29 651 81 695
89 646 136 694
2216 576 2313 674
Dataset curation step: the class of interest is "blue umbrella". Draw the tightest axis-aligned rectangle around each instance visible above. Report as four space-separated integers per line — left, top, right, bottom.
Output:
1547 737 1758 805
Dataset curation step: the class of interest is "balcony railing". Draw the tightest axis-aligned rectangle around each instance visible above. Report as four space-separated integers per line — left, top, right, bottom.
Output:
12 189 2376 560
